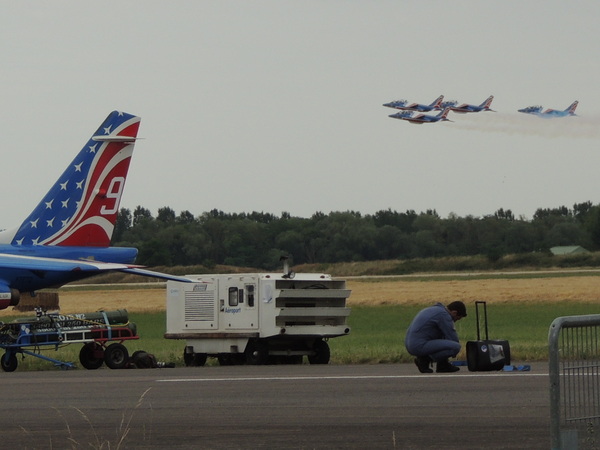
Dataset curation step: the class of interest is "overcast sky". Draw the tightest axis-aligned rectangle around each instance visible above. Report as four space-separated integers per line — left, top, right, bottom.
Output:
2 1 599 229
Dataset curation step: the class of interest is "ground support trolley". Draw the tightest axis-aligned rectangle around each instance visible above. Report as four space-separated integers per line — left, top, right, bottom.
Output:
0 309 139 372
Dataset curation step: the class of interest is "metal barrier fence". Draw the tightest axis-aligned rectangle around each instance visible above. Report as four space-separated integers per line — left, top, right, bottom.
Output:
549 314 600 449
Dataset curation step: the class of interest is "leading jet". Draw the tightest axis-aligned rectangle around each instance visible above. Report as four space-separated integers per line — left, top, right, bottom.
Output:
389 108 452 124
450 95 495 113
383 95 445 112
518 101 578 118
0 111 189 310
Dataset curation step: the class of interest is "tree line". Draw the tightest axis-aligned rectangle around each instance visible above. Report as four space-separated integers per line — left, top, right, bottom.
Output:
112 201 600 269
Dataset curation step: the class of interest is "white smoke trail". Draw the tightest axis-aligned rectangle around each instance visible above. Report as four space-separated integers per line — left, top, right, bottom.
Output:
449 112 600 139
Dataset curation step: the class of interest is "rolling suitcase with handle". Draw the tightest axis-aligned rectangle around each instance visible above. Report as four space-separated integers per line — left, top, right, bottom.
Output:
466 301 511 371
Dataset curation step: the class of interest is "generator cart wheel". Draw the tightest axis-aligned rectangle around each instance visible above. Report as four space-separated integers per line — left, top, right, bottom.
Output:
308 339 330 365
79 343 104 370
104 343 129 369
184 351 207 367
245 340 269 365
1 352 18 372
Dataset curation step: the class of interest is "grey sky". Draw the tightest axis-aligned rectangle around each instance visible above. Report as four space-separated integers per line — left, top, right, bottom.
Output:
2 1 599 229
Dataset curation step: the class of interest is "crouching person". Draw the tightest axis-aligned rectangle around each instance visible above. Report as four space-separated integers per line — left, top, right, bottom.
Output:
405 301 467 373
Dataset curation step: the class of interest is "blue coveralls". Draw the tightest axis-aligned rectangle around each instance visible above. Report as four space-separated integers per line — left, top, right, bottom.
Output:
404 302 461 362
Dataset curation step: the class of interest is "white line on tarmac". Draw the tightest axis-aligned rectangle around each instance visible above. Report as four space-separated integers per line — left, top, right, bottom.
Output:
156 373 548 383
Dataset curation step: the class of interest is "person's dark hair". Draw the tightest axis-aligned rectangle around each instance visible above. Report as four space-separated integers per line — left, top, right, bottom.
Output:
447 301 467 317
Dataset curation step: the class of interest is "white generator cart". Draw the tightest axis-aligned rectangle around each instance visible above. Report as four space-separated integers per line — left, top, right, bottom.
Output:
165 272 351 365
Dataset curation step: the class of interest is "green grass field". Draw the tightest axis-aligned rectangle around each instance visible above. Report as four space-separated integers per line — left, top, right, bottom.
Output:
2 301 599 371
330 302 600 364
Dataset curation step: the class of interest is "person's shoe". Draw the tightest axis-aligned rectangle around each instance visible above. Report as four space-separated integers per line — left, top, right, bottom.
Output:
414 356 433 373
436 359 460 373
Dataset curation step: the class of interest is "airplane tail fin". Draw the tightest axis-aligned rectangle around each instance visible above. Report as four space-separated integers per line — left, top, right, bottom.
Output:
566 101 579 115
430 95 444 108
480 95 494 109
439 108 451 120
9 111 141 248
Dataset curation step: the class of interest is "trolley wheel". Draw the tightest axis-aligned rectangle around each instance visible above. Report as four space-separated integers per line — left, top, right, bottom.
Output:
245 340 269 365
184 351 207 367
104 343 129 369
308 339 330 365
79 343 104 370
1 352 17 372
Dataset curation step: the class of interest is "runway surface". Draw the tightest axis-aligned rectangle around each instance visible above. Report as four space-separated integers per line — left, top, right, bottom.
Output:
2 362 549 449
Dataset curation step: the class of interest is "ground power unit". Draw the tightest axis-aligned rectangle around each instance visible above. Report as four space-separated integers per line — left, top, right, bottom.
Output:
165 270 351 366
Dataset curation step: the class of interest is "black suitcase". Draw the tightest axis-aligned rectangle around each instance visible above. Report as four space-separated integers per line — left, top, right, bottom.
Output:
466 301 511 371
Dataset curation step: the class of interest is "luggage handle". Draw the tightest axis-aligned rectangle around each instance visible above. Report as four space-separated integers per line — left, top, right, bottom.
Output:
475 301 489 341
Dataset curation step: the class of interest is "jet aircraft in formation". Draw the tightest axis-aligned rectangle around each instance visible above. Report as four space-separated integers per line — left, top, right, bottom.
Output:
0 111 189 310
388 108 452 124
383 95 459 113
384 95 579 124
383 95 444 112
384 95 494 124
449 95 495 113
518 101 578 118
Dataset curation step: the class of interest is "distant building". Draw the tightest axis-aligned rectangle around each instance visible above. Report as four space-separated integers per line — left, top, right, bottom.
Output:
550 246 590 256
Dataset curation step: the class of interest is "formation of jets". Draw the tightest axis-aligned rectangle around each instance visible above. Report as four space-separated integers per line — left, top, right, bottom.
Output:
384 95 495 124
384 95 579 124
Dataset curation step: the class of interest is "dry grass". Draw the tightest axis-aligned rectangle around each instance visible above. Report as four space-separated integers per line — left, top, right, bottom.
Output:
347 276 600 306
1 274 599 315
0 289 166 316
58 289 167 314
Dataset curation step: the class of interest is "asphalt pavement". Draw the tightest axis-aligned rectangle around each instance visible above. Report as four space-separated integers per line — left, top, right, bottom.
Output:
0 362 550 449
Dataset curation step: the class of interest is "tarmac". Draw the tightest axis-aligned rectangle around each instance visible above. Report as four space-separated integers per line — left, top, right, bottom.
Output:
1 362 550 449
